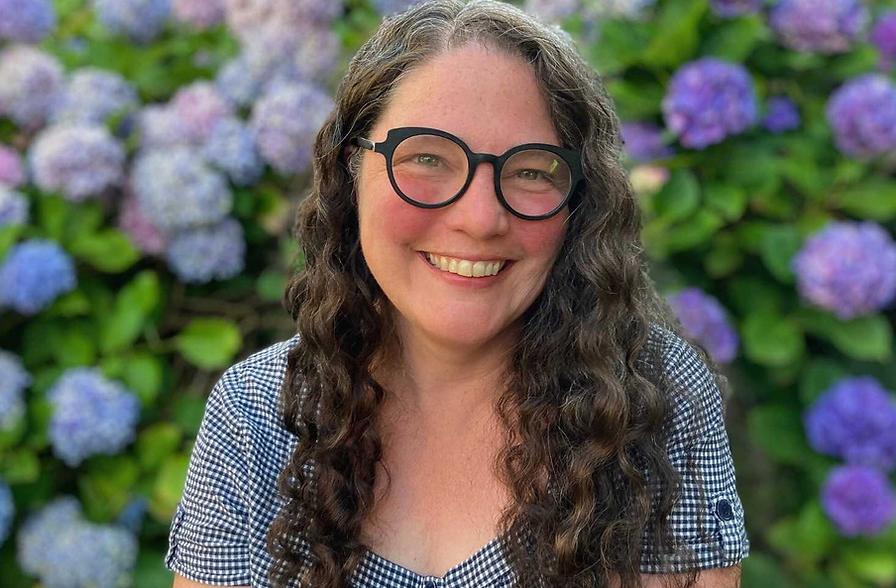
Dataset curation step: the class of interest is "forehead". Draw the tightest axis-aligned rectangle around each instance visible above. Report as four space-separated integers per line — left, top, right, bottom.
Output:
371 43 560 150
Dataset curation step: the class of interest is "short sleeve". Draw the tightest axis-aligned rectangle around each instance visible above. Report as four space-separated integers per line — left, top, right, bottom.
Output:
165 365 253 585
639 331 750 574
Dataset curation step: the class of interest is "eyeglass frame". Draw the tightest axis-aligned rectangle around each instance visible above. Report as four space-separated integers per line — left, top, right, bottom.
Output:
350 126 585 221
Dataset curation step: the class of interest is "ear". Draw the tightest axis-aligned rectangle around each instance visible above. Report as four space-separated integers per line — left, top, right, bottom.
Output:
343 144 358 163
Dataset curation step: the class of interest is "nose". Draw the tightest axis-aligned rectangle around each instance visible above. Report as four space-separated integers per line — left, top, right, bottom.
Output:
442 161 511 238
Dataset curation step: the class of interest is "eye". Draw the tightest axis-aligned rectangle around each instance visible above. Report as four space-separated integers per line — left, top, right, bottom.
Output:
413 154 441 167
516 169 543 181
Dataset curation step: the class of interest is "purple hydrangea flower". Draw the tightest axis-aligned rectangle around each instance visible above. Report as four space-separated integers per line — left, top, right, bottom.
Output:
215 56 261 108
92 0 170 43
52 68 139 125
170 81 234 144
585 0 657 19
762 95 801 133
709 0 763 18
132 147 233 231
826 74 896 159
791 221 896 319
620 122 674 161
117 193 166 256
769 0 868 54
0 45 64 130
0 240 76 315
137 105 193 149
0 144 26 188
47 368 140 467
0 479 12 546
661 57 757 149
250 80 334 175
871 12 896 70
667 287 740 364
292 26 341 82
0 0 56 43
225 0 344 38
804 376 896 471
115 495 148 534
29 124 125 201
0 350 30 431
171 0 225 29
821 464 896 537
0 186 29 227
165 217 246 284
203 118 263 187
17 496 139 588
524 0 581 22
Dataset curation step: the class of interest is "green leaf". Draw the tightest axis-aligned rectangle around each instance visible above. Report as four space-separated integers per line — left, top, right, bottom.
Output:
836 178 896 220
727 274 784 316
640 0 705 67
799 358 849 405
37 195 67 241
175 318 242 370
704 234 744 278
257 269 287 302
172 395 207 438
99 271 160 353
0 224 23 259
741 553 791 588
652 168 700 222
134 549 175 588
721 145 780 193
759 224 801 283
0 448 40 484
153 453 190 515
841 548 896 586
703 182 747 222
666 209 724 252
136 423 183 471
742 311 805 367
606 78 665 120
69 229 140 273
589 19 653 73
747 404 812 465
79 455 140 522
824 315 893 362
101 352 164 407
701 14 763 62
794 501 837 561
50 321 97 367
46 288 91 317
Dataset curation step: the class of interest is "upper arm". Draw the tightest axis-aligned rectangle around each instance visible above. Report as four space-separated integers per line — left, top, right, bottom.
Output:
172 572 250 588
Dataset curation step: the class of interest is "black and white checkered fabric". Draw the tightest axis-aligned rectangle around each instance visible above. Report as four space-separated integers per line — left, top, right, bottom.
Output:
165 324 750 587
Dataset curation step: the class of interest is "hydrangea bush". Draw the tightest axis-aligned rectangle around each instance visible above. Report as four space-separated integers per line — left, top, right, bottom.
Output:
1 0 896 587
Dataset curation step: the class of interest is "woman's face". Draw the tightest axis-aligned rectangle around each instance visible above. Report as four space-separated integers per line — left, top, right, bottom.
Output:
356 43 569 352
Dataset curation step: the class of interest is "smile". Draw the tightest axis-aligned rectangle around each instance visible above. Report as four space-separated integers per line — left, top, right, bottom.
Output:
424 252 507 277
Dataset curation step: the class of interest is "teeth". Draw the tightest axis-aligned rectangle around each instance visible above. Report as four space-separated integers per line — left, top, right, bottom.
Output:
426 253 506 277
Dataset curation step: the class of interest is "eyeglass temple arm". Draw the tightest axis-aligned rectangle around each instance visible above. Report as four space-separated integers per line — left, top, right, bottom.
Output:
353 137 375 151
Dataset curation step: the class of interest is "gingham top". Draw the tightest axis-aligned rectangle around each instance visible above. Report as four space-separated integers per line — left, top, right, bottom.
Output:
165 325 750 587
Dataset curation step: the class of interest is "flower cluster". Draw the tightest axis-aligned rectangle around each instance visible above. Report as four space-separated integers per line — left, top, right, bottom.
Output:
826 74 896 159
372 0 422 15
791 221 896 319
0 479 12 546
46 369 140 467
0 186 29 227
524 0 581 22
768 0 868 54
804 377 896 471
0 144 25 188
709 0 762 18
821 465 896 536
117 194 166 256
224 0 344 38
52 68 139 125
29 124 126 201
203 117 264 187
170 81 235 144
0 0 55 43
661 57 757 149
17 496 138 588
762 96 800 133
171 0 225 29
0 45 64 130
667 287 740 364
0 350 30 431
91 0 171 43
166 217 246 283
0 240 76 315
620 122 673 162
871 12 896 70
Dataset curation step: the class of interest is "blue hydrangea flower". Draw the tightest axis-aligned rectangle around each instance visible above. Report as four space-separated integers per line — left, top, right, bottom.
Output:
821 464 896 537
709 0 762 17
225 0 344 39
92 0 170 43
0 0 56 43
52 68 139 125
0 45 64 130
249 81 334 175
661 57 757 149
291 26 341 82
826 74 896 159
0 144 26 188
203 118 263 187
115 495 148 534
0 350 30 431
165 217 246 284
620 122 674 162
804 376 896 471
667 287 740 364
171 0 224 29
215 56 262 108
47 368 140 467
871 12 896 70
0 240 76 315
132 147 233 231
137 105 193 150
29 124 126 202
170 81 234 144
0 478 12 546
791 221 896 319
585 0 657 20
0 187 29 227
762 96 801 133
17 496 139 588
769 0 868 54
524 0 580 22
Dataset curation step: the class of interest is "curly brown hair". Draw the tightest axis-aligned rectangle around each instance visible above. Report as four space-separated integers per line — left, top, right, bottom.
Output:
267 1 725 587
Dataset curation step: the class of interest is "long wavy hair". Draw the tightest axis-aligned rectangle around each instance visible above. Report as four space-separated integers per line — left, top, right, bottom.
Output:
267 2 726 587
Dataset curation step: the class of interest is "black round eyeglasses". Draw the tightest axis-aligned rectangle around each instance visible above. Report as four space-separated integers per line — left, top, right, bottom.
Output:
351 127 584 221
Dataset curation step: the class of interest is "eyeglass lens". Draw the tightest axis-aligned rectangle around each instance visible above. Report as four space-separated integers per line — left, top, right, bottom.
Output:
391 133 572 217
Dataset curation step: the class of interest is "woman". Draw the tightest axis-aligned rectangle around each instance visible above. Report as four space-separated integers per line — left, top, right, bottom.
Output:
166 1 750 587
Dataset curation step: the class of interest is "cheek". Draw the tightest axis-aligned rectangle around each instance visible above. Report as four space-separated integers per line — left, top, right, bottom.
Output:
517 213 568 260
358 182 433 255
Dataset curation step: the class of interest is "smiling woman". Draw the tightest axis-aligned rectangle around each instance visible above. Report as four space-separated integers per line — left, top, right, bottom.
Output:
165 1 750 588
